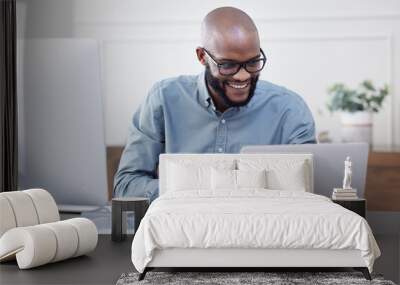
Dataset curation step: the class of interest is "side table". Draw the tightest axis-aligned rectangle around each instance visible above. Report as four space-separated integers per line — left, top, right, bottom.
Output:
112 197 149 242
332 198 366 218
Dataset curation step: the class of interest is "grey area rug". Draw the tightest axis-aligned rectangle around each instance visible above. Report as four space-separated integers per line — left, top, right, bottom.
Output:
116 272 396 285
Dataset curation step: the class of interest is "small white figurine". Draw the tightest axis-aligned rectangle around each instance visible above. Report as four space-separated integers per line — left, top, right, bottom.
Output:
342 156 352 190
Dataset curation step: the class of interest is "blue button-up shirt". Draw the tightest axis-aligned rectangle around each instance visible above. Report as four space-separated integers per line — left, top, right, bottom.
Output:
114 72 316 201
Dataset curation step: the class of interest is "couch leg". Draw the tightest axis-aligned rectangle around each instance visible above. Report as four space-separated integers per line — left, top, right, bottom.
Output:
138 268 147 281
362 268 372 281
354 267 371 280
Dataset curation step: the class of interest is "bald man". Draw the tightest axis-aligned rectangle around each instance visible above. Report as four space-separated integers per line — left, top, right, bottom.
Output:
114 7 316 201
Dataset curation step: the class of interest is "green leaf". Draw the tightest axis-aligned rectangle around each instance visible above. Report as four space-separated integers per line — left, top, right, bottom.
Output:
361 80 375 91
326 80 389 113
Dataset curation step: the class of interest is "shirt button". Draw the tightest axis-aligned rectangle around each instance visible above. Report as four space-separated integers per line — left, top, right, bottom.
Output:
218 148 223 153
221 119 226 124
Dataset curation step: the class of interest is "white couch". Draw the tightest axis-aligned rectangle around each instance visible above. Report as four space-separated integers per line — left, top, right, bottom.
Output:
0 189 98 269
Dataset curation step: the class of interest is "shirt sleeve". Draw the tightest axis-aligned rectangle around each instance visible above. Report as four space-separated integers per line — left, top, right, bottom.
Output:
113 82 165 202
282 93 317 144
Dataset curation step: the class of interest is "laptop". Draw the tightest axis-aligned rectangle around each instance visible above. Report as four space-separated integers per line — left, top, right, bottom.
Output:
240 143 369 198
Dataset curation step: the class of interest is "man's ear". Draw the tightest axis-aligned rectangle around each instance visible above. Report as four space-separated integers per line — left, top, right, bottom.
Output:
196 47 206 65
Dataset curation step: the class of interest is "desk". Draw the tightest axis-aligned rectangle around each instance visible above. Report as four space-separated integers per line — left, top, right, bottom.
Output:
366 146 400 211
332 198 366 218
0 235 133 285
107 146 400 212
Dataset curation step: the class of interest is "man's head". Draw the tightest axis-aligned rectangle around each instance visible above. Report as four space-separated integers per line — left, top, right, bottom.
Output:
196 7 265 111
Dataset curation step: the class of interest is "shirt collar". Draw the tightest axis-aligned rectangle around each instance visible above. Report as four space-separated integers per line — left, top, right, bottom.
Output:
197 71 212 108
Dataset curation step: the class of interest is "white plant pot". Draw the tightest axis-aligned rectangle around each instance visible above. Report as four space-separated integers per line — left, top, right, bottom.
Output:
340 111 372 144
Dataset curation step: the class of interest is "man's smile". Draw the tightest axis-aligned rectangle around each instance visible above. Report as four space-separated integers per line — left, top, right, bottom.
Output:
226 81 249 89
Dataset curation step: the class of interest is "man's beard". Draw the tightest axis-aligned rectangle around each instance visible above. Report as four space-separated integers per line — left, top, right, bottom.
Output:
204 64 259 108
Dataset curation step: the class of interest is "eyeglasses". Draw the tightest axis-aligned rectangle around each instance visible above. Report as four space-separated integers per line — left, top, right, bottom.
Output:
203 48 266 76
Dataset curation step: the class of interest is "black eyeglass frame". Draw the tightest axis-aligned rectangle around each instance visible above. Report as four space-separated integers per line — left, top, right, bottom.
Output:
203 48 267 76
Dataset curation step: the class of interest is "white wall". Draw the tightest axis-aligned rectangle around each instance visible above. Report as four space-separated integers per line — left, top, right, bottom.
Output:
18 0 400 147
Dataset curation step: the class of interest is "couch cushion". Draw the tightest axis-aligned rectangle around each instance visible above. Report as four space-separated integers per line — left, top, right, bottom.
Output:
238 158 310 192
211 168 236 190
165 159 235 193
211 169 268 191
236 169 268 189
0 218 97 269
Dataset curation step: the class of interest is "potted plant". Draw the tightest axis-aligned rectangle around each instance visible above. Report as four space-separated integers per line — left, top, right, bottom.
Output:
327 80 389 144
